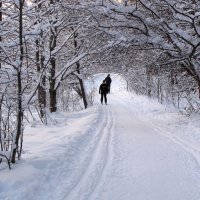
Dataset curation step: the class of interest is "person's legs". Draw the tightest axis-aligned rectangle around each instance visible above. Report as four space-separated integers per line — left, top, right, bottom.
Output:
108 85 111 93
101 93 103 104
103 93 107 104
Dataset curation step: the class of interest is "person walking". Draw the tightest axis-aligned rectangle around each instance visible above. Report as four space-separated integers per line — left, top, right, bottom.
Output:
99 80 109 105
105 74 112 93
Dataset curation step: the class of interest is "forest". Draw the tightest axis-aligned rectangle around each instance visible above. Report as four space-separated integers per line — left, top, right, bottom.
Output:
0 0 200 168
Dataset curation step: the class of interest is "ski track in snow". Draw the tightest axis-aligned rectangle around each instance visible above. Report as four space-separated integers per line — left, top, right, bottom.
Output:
62 106 114 200
31 105 115 200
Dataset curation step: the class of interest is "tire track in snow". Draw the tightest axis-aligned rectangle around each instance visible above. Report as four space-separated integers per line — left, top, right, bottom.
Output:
62 105 114 200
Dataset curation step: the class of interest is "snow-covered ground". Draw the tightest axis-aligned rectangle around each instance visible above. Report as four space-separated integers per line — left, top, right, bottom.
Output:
1 73 200 200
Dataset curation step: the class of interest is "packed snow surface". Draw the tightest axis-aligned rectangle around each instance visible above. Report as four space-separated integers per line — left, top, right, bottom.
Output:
1 73 200 200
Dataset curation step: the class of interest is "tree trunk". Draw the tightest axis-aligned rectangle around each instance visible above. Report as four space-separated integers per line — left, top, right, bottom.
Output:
49 57 57 112
79 76 88 109
12 71 23 163
11 1 24 163
76 62 88 109
37 1 46 117
49 0 57 112
0 1 2 69
0 3 2 148
0 94 3 151
36 36 46 117
146 67 151 97
73 31 88 109
198 78 200 99
49 85 57 112
38 77 46 117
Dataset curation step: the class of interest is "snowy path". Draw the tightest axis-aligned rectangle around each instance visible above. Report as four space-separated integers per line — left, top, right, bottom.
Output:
39 93 200 200
1 75 200 200
91 94 200 200
61 106 114 200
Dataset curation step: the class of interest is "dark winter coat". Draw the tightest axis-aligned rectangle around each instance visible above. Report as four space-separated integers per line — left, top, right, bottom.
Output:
105 76 112 86
99 83 108 94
